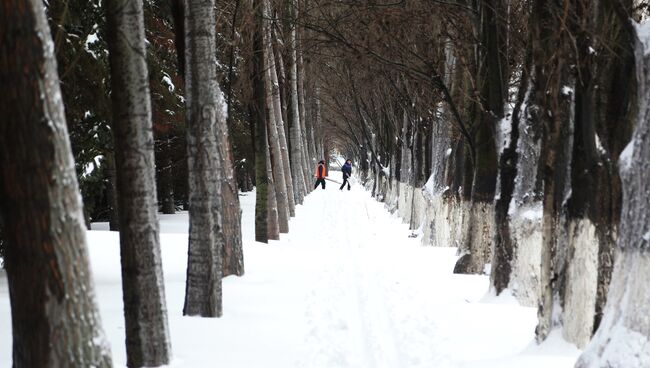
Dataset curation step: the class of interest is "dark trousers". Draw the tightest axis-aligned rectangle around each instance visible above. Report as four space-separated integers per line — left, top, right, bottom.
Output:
314 178 325 189
339 178 350 190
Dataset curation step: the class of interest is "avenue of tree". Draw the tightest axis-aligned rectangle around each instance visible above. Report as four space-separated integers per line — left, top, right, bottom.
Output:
0 0 649 367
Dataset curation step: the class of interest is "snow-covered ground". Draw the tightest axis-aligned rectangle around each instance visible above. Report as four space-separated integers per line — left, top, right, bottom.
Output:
0 174 581 367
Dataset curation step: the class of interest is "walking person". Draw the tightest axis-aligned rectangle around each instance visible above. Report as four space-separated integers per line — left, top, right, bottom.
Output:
314 160 327 189
340 159 352 190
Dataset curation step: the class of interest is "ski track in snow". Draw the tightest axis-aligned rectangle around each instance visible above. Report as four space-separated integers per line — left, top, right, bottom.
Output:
0 172 581 367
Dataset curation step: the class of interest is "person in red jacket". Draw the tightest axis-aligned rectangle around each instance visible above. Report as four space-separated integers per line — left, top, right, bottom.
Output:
314 160 327 189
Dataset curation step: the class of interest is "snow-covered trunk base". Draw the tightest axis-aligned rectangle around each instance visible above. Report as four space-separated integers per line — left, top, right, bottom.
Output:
384 179 400 213
397 182 412 224
422 194 466 248
411 188 427 231
576 21 650 367
509 201 542 307
563 218 599 348
576 249 650 367
379 178 461 244
454 202 496 274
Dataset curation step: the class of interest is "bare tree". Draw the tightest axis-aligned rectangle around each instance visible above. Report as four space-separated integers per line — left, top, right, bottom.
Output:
104 0 171 364
264 0 291 233
253 0 271 243
285 0 308 203
266 140 281 240
170 0 243 277
0 1 112 366
269 26 296 218
576 17 650 367
182 0 225 317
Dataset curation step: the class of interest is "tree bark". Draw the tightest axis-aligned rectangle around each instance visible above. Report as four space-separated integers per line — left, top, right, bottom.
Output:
313 85 323 166
591 1 635 333
0 1 112 366
532 0 575 342
296 20 314 181
563 1 609 346
268 30 296 218
253 0 270 243
266 139 281 240
263 1 290 233
285 0 307 202
182 0 224 318
272 26 290 136
491 29 533 294
161 140 176 215
217 0 245 279
105 0 172 364
219 73 244 276
575 21 650 367
454 0 503 275
219 121 245 277
106 151 120 231
564 0 634 341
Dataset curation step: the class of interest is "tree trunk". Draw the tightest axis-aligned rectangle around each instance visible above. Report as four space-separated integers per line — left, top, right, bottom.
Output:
454 0 504 275
182 0 224 318
313 85 323 165
161 140 176 215
266 140 281 240
266 84 290 233
285 0 307 203
563 1 608 346
272 26 290 136
296 23 313 180
507 29 544 308
219 125 244 277
562 1 635 345
268 37 296 217
590 0 635 333
219 3 245 276
491 32 533 294
105 0 171 364
219 66 245 277
532 0 575 342
575 21 650 367
106 151 120 231
253 0 270 243
263 1 290 233
0 1 112 366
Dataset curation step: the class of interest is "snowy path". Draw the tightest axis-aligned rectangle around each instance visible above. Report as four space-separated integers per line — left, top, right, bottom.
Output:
0 175 580 367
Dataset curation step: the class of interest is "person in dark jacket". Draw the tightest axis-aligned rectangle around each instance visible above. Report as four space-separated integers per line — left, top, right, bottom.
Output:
340 159 352 190
314 160 327 189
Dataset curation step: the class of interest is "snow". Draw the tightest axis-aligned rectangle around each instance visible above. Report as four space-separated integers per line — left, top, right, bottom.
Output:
424 174 435 196
162 73 175 92
464 329 580 368
635 21 650 56
381 165 390 177
82 155 103 178
619 138 635 172
0 176 581 367
594 133 607 156
497 114 512 154
85 27 100 59
519 204 543 221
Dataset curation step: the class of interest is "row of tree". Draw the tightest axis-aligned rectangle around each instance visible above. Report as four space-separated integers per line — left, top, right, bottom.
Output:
294 0 650 366
248 0 326 242
4 0 649 366
0 0 323 365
